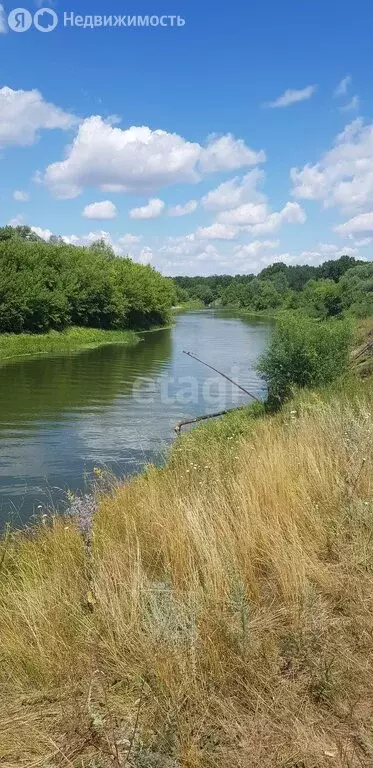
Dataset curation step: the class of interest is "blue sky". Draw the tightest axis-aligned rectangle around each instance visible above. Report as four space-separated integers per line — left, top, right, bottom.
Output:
1 0 373 275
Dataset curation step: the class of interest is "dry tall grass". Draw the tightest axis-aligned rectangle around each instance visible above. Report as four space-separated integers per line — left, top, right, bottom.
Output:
1 386 373 767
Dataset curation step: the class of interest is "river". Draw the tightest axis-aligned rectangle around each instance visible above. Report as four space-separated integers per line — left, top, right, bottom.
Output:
0 310 272 526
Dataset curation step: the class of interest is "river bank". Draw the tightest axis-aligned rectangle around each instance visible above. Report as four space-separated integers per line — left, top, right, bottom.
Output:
0 326 140 362
1 370 373 767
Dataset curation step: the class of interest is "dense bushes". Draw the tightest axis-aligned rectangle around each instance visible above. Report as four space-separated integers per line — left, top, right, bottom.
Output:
258 312 353 408
0 232 176 334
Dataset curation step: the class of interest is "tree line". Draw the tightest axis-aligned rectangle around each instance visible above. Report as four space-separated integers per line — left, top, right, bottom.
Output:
175 255 373 319
0 226 176 334
1 225 372 336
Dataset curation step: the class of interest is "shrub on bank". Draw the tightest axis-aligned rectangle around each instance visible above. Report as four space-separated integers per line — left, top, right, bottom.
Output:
258 311 353 409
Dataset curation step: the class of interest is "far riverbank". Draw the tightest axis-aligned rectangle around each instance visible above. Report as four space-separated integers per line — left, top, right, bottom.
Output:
0 326 139 363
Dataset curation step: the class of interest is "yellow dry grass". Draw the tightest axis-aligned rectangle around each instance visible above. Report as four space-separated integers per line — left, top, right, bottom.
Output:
1 386 373 767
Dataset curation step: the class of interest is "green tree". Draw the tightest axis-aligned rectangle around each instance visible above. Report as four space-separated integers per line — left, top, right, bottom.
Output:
302 279 343 318
89 238 116 259
339 263 373 317
0 238 175 334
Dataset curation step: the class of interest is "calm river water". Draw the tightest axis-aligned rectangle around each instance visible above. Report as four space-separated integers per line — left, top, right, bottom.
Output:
0 311 272 526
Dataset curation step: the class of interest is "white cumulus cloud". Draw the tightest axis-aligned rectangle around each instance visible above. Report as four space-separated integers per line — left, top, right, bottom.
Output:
249 202 306 236
82 200 117 220
291 118 373 214
31 226 53 241
216 201 306 235
195 223 238 240
233 240 279 259
199 134 265 172
117 233 143 247
334 211 373 238
0 87 76 148
202 169 265 211
129 198 165 220
41 116 265 198
168 200 197 217
217 202 268 227
265 85 317 108
137 246 153 265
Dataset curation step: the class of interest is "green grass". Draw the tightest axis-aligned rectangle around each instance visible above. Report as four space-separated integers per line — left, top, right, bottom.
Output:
0 326 139 362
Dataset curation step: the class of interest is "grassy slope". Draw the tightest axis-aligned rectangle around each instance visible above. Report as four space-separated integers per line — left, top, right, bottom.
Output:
1 373 373 766
0 326 139 361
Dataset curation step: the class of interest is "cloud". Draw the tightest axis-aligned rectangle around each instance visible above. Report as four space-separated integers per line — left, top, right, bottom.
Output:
217 202 268 227
0 4 7 32
129 198 165 220
45 228 143 259
199 134 265 172
217 201 306 234
291 118 373 213
334 75 351 98
8 215 24 227
201 169 265 211
249 202 306 235
0 87 76 148
334 76 359 115
334 211 373 238
158 227 363 276
233 240 279 259
117 233 143 247
82 200 117 220
161 239 222 275
354 237 373 247
137 246 153 265
168 200 197 217
265 85 317 108
41 116 265 198
319 243 339 255
31 226 53 240
13 190 29 202
252 245 359 270
340 95 360 112
195 223 238 240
